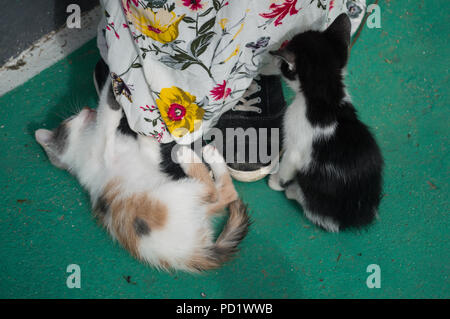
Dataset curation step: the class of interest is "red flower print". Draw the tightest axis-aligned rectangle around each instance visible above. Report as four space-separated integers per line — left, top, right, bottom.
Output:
106 22 120 39
260 0 300 27
150 125 166 143
167 103 187 121
132 31 139 43
182 0 205 11
148 26 162 34
127 0 139 9
210 81 231 101
330 0 334 11
140 105 157 112
123 0 139 13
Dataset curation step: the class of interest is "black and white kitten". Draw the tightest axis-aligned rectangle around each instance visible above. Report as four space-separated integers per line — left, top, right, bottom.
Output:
268 14 383 232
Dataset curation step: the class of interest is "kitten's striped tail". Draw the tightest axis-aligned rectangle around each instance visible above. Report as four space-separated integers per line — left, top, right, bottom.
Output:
188 199 250 271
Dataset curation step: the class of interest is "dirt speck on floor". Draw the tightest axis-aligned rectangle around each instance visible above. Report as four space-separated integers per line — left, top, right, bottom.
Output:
123 275 136 285
427 181 437 189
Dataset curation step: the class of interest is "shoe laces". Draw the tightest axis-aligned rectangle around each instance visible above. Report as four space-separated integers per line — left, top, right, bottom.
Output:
232 79 262 113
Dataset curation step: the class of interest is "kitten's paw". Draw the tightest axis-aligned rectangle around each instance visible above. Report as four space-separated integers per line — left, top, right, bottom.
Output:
268 173 285 191
175 146 201 167
202 144 225 165
203 144 227 177
285 184 298 200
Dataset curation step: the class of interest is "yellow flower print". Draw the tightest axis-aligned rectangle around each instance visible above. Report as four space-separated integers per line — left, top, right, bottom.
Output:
223 45 240 63
232 23 244 40
156 87 205 138
219 18 229 30
124 2 185 44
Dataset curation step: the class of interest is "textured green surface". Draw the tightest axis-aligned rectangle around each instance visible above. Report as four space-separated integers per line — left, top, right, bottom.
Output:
0 1 448 298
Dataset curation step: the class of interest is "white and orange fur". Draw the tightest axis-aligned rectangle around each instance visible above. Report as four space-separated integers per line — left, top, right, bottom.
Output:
35 81 250 272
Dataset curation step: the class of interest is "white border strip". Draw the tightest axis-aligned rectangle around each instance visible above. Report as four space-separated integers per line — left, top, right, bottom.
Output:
0 5 102 97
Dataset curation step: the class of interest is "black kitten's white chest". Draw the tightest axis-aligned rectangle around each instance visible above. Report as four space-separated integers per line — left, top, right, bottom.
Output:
283 92 337 172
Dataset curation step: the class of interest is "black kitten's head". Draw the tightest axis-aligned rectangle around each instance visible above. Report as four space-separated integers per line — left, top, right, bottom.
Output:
270 13 351 97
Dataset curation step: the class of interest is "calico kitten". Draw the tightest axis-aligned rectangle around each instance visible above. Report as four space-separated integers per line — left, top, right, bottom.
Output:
35 81 250 271
268 14 383 232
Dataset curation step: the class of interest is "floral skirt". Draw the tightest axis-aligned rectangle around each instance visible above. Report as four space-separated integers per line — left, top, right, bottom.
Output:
98 0 366 144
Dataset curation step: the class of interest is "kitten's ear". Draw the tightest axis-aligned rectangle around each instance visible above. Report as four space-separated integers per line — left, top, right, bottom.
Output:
326 13 351 48
269 49 296 71
35 129 67 169
35 129 53 147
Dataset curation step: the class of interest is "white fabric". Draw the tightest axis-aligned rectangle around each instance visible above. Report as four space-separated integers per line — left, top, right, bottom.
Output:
98 0 364 144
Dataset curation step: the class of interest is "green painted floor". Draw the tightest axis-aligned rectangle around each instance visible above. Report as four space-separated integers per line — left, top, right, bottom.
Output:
0 0 448 299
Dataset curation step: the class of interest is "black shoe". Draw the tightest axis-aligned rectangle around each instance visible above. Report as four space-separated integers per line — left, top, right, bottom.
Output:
214 75 286 182
93 58 110 96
